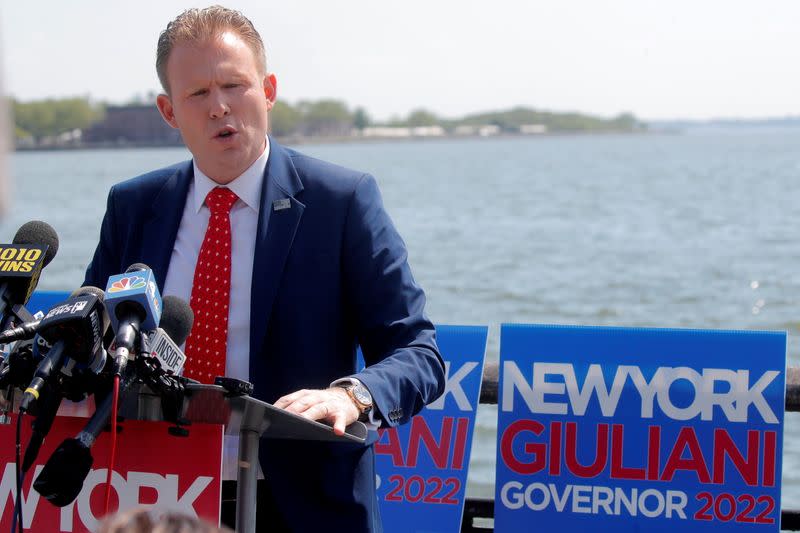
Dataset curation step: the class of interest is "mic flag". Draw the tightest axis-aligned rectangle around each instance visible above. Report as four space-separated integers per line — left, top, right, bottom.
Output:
0 285 105 344
36 292 106 359
0 244 48 315
146 295 194 374
104 268 162 334
19 291 107 412
147 328 187 375
0 220 59 321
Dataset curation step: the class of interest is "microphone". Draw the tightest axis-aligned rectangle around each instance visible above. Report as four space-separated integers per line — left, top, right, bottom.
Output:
104 263 162 375
17 287 108 474
0 285 104 344
33 435 97 507
159 295 194 346
21 384 61 473
34 361 138 506
147 296 194 374
0 318 41 344
0 337 38 389
33 297 193 505
19 289 107 413
0 220 59 325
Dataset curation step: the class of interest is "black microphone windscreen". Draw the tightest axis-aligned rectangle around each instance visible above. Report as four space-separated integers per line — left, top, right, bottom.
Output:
125 263 151 273
69 285 105 301
33 438 93 507
13 220 59 267
160 295 194 346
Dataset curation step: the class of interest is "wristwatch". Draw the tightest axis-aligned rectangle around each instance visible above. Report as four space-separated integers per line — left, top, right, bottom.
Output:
340 381 373 419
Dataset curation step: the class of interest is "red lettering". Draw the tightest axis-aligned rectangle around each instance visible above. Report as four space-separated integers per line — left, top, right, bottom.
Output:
375 428 405 467
712 429 759 485
660 426 710 482
610 424 645 480
407 417 453 469
500 419 546 475
549 421 562 476
763 431 777 487
647 425 661 480
565 422 608 478
138 486 159 505
451 418 469 470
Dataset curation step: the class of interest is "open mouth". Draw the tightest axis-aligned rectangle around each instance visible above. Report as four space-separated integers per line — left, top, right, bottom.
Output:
215 127 237 139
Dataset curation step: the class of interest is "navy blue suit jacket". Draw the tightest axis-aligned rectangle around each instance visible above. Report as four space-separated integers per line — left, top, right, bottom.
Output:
84 139 445 531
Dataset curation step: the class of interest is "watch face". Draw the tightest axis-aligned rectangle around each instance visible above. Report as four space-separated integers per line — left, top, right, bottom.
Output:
352 385 372 406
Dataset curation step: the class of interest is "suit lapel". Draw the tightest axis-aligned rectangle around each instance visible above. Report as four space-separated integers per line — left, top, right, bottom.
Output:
250 140 305 373
143 161 193 290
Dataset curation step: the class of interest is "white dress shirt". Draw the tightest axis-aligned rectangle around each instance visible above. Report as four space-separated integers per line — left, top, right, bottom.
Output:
163 139 269 479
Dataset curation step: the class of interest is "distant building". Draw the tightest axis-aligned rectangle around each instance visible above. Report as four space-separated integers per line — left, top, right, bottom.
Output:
361 126 445 138
453 124 501 137
519 124 548 134
411 126 445 137
84 105 182 146
453 125 477 136
361 126 411 138
18 128 84 149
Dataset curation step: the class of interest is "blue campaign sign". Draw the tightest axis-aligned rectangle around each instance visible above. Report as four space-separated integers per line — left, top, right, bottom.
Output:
374 325 488 533
27 290 70 315
495 324 786 532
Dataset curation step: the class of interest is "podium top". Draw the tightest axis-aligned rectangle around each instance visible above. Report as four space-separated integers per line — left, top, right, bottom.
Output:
140 383 368 443
6 383 368 443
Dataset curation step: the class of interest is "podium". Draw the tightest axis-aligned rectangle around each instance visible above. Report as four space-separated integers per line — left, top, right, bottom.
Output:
129 383 368 533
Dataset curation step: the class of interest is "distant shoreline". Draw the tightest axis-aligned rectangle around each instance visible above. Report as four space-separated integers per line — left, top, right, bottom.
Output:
13 130 665 152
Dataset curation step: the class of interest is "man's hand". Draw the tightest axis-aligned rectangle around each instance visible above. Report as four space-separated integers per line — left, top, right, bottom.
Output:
274 387 360 436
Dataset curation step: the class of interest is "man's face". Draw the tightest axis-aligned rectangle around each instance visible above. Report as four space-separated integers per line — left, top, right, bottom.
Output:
156 32 276 184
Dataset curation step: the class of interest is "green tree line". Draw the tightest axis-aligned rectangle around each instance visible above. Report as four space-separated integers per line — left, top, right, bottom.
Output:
11 97 105 141
9 96 643 144
270 103 643 134
449 107 641 132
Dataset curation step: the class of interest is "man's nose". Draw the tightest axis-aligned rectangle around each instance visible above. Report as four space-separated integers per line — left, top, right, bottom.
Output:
209 91 230 119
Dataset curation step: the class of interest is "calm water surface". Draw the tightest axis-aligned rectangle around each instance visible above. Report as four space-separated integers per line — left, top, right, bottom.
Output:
3 131 800 505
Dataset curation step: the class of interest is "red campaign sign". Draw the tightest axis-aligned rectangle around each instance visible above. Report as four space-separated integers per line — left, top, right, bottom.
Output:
0 414 222 532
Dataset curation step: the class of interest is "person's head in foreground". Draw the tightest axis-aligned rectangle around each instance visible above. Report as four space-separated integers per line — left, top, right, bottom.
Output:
96 507 231 533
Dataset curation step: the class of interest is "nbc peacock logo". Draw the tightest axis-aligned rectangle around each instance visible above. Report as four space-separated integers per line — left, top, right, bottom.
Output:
108 275 147 293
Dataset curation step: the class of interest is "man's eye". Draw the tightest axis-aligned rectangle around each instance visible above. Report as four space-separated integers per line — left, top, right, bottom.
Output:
191 89 207 97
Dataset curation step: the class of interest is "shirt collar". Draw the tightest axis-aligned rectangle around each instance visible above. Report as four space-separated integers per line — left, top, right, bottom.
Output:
192 137 270 214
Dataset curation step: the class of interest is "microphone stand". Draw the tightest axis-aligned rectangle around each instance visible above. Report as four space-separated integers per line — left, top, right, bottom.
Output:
1 305 36 425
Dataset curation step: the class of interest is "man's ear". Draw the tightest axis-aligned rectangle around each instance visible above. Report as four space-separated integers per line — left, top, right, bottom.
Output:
264 73 278 111
156 93 179 129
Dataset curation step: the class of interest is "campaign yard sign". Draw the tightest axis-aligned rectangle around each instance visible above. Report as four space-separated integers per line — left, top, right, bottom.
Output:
375 325 488 533
496 324 785 532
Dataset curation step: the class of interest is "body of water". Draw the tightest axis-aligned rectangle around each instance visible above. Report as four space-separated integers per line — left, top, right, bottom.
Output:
2 131 800 505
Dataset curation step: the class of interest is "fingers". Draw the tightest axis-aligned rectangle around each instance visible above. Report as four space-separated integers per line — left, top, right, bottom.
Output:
297 400 333 422
274 389 311 409
276 389 328 417
274 388 359 431
332 411 346 436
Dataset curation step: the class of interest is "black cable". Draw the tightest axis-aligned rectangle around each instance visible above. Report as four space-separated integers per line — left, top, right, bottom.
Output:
12 411 25 533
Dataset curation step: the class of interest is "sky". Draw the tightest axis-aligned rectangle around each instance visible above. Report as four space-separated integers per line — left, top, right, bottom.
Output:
1 0 798 121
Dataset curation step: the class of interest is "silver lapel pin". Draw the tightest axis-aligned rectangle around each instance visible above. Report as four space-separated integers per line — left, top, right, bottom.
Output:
273 198 291 211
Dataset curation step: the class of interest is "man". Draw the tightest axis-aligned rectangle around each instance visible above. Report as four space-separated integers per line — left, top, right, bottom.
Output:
84 6 444 532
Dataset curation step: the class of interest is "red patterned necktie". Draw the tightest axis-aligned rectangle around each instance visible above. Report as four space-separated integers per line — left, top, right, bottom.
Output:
183 187 238 383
